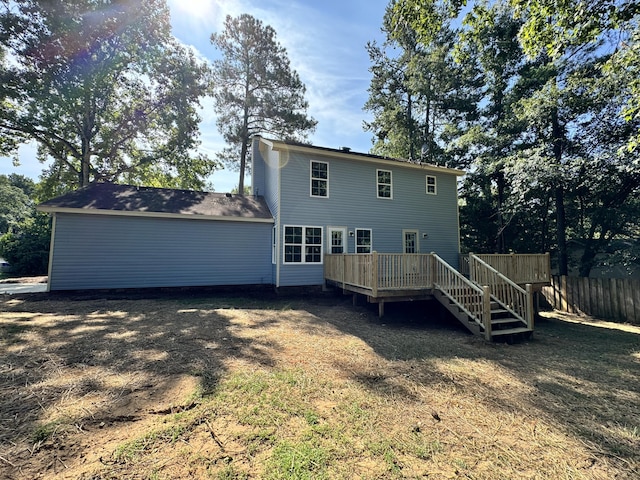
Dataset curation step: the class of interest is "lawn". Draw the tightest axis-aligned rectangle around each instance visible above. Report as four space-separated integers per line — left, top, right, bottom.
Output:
0 290 638 479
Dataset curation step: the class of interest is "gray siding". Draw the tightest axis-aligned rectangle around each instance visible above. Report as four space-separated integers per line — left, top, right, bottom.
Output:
276 152 460 286
49 213 274 290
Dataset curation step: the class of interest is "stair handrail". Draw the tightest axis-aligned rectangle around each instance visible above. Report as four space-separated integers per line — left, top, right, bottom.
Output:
432 253 490 331
469 254 530 327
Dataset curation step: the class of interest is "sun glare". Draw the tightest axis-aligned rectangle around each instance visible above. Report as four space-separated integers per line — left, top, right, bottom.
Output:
171 0 215 19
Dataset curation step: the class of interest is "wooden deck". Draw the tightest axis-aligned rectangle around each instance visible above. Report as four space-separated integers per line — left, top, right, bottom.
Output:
325 252 551 341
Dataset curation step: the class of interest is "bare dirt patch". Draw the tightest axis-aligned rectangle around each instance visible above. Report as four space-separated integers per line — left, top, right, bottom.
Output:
1 290 639 479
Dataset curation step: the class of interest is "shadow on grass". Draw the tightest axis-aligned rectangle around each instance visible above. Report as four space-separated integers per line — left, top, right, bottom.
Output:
300 292 640 474
0 288 290 477
1 288 638 477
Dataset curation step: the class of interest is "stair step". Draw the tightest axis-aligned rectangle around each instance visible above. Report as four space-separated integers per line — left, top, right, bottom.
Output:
491 318 521 325
490 327 532 336
491 309 509 314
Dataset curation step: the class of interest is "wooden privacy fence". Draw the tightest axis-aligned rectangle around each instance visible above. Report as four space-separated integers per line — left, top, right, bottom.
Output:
461 253 551 284
542 275 640 324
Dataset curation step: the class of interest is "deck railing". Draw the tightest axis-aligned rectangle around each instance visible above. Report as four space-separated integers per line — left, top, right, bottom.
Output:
459 253 550 284
469 254 534 330
432 253 490 334
325 252 435 296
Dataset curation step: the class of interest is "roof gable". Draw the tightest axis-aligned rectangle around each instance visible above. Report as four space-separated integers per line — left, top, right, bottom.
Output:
37 183 274 222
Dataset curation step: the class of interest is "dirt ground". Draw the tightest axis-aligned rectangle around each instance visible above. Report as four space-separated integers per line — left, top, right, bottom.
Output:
1 289 639 479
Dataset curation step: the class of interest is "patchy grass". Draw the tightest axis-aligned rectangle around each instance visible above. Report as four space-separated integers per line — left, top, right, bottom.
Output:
0 291 639 479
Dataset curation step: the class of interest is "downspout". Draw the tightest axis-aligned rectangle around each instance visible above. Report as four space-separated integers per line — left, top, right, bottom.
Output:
275 150 282 288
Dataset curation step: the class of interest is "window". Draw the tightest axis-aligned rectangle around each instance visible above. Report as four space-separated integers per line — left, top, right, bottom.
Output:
284 226 323 263
328 227 346 254
377 169 392 198
403 230 419 254
355 228 372 254
426 175 437 195
310 161 328 197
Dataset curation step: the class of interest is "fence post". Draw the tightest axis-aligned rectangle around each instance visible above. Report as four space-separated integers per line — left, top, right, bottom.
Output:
469 252 475 283
483 285 492 341
526 283 534 331
372 251 378 298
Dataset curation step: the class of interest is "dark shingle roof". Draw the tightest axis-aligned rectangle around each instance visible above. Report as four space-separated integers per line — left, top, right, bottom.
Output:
37 182 273 221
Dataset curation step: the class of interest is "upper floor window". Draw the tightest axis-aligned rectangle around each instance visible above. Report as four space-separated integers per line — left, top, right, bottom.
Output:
377 169 392 199
426 175 437 195
284 226 323 264
310 161 328 197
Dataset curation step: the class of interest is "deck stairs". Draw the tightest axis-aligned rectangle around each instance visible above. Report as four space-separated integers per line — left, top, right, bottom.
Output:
432 253 534 341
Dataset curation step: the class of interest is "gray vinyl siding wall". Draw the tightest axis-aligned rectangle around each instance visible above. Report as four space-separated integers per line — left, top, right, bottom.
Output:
276 151 460 287
253 138 281 281
49 213 273 290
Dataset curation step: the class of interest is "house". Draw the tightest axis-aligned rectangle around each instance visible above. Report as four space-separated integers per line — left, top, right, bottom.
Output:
38 136 549 340
37 182 275 290
251 136 464 287
38 136 464 291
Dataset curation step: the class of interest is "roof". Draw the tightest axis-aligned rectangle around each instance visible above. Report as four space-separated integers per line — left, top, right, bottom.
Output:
37 182 274 223
258 136 465 176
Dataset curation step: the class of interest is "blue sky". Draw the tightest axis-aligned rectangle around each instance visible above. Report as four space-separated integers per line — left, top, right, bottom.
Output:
0 0 390 193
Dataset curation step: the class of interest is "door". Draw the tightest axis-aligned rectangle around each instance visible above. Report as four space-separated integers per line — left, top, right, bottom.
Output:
328 227 347 254
403 230 419 254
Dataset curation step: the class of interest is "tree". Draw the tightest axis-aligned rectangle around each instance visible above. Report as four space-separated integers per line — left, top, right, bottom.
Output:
390 0 639 276
0 212 50 276
364 1 480 167
0 0 215 191
210 14 317 194
0 174 34 234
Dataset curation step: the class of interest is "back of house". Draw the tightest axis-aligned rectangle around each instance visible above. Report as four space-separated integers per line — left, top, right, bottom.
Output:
38 136 464 291
252 136 464 288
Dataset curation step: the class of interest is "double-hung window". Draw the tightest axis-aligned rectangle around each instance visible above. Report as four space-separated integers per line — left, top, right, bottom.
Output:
284 226 323 263
310 161 328 197
426 175 437 195
355 228 372 254
377 169 392 199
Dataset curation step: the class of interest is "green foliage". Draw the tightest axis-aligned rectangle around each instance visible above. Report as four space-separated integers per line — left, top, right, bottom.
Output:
364 2 480 166
0 212 51 276
383 0 640 276
0 174 34 234
210 14 317 193
0 0 216 191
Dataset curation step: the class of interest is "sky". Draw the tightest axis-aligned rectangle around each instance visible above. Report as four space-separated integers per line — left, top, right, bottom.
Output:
0 0 391 193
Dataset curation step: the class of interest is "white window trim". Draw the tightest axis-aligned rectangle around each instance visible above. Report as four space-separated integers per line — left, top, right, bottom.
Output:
327 226 347 254
376 169 393 199
402 229 420 254
310 160 329 198
355 228 373 254
426 175 437 195
283 225 324 264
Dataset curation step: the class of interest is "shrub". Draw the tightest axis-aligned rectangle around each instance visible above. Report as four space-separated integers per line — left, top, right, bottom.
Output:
0 213 51 276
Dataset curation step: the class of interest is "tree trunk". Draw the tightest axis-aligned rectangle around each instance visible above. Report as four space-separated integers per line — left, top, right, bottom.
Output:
495 171 506 254
407 92 414 160
555 185 568 275
552 107 568 276
238 139 248 195
81 136 91 187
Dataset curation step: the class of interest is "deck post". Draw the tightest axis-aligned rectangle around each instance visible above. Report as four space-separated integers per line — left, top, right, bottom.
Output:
482 285 492 341
378 300 384 317
372 251 378 298
526 283 534 331
342 254 346 289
